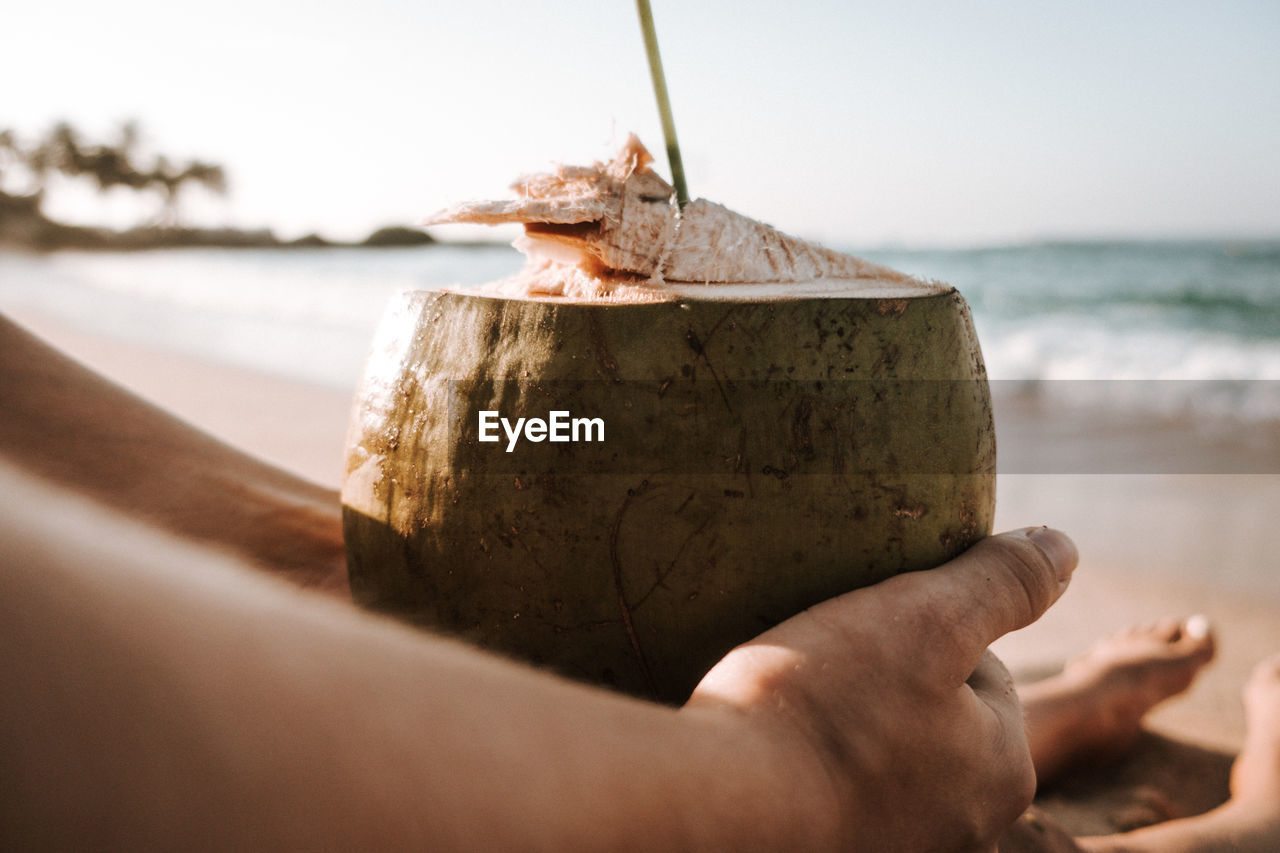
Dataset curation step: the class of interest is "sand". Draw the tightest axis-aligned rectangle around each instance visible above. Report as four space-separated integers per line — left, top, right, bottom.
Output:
6 308 1278 839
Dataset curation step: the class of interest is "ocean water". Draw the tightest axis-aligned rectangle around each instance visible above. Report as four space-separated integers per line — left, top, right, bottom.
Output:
2 240 1278 411
863 241 1280 383
0 245 524 391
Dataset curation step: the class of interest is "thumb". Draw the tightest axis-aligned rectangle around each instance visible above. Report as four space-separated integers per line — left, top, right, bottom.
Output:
897 527 1077 684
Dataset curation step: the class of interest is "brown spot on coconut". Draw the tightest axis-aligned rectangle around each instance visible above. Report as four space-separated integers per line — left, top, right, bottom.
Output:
342 138 996 703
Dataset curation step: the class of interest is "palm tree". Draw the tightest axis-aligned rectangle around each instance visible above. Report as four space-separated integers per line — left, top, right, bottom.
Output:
0 128 19 192
0 126 50 214
148 156 227 225
0 120 229 229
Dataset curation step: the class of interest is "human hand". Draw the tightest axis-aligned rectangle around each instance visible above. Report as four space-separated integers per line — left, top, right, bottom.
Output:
685 527 1077 852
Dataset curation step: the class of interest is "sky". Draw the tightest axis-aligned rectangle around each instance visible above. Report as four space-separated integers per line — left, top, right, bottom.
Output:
5 0 1279 247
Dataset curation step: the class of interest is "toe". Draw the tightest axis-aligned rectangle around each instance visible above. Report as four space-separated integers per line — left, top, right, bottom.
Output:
1184 614 1211 641
1248 654 1280 689
1173 615 1216 663
1152 616 1184 643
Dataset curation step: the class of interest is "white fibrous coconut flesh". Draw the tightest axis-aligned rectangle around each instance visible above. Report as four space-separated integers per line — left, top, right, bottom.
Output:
423 135 945 303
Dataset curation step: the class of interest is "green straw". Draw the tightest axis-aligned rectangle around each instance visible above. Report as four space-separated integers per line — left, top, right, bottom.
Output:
635 0 690 210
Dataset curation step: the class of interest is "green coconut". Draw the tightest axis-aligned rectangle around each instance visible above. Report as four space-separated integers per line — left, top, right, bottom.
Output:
343 137 995 701
342 284 994 702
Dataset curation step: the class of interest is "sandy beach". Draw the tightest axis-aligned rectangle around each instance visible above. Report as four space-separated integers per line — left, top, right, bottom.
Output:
5 307 1278 838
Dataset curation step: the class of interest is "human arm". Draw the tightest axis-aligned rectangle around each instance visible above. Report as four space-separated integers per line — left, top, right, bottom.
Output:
0 464 1074 851
0 314 346 594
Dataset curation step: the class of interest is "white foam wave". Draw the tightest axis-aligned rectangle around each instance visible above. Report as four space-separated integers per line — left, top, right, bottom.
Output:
977 315 1280 381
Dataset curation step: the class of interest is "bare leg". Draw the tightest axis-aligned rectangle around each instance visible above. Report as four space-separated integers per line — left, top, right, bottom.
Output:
0 314 347 596
1003 653 1280 852
1020 617 1216 785
1076 655 1280 851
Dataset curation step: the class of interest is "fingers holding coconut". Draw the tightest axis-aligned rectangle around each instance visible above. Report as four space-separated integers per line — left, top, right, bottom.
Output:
694 527 1077 709
688 543 1055 849
883 527 1079 684
965 647 1035 777
965 648 1040 833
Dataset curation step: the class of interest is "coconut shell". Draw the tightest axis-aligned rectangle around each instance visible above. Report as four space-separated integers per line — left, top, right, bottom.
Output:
342 287 995 703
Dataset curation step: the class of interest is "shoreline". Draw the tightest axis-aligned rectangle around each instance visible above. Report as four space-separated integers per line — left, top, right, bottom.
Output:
0 201 437 251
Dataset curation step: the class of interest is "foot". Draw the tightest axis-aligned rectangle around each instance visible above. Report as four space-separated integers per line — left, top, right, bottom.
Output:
1078 655 1280 852
1020 617 1216 785
1228 654 1280 810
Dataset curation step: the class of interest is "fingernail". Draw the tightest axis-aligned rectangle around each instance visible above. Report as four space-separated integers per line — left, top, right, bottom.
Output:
1026 526 1078 584
1185 614 1211 640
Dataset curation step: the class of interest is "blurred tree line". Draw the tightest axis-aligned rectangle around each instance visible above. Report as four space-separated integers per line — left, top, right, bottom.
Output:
0 120 435 250
0 120 226 227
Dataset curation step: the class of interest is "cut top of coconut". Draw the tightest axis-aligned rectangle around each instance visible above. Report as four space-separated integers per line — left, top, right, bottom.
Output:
445 265 949 304
445 272 951 305
426 135 948 302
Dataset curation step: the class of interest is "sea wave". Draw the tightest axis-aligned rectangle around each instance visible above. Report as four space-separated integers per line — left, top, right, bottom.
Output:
1 240 1277 400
